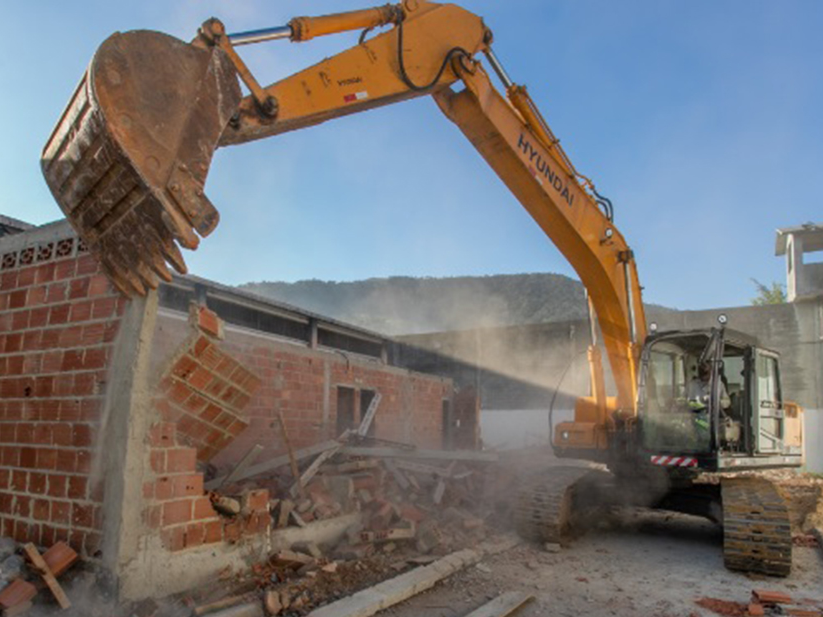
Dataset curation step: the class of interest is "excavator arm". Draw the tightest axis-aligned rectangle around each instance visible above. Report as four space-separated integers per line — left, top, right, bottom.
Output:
41 0 646 446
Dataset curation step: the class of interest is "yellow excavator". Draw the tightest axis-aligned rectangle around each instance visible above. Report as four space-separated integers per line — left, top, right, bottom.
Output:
41 1 803 576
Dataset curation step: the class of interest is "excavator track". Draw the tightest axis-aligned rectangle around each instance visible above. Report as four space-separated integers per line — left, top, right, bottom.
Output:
514 466 595 544
721 477 792 577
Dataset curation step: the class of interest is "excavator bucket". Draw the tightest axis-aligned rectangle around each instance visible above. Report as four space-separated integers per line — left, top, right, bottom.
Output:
41 31 241 296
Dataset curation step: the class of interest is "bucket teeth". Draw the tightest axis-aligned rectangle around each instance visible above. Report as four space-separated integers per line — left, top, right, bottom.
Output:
41 29 241 296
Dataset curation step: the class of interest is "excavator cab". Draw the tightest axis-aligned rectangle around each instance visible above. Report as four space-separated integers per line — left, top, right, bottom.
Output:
637 324 803 472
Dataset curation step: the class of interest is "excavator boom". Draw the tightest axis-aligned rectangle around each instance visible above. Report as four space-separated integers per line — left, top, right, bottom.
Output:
41 0 644 429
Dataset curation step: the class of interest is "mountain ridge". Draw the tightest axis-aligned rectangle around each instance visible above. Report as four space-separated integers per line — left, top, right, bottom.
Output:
239 272 622 336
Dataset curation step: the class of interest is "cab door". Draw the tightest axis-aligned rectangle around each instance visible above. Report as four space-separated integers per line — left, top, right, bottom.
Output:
753 349 784 453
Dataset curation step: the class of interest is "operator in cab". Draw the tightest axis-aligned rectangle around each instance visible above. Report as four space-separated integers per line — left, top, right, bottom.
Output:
687 361 731 441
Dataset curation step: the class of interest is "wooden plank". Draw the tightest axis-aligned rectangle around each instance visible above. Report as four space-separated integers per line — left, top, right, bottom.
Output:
432 478 446 505
207 444 264 490
386 459 451 478
463 592 534 617
209 440 341 487
305 536 519 617
356 393 382 437
341 447 498 462
22 543 71 610
290 444 342 497
278 412 304 497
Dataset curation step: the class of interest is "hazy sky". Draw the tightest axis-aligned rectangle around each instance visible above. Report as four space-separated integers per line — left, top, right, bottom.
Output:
2 1 821 310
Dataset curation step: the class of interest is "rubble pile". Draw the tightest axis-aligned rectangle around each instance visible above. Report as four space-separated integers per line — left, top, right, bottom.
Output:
180 438 513 616
696 589 823 617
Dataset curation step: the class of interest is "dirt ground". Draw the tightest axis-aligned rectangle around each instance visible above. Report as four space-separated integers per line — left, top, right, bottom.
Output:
383 510 823 617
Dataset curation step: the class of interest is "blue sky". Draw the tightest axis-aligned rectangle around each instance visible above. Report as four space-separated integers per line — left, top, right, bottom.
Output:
2 1 821 310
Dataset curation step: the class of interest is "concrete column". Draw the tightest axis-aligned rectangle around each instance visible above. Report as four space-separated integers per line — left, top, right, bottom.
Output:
787 234 804 301
97 291 159 591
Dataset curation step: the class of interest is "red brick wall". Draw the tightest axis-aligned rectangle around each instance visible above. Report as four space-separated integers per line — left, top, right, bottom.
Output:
151 317 452 470
0 231 125 555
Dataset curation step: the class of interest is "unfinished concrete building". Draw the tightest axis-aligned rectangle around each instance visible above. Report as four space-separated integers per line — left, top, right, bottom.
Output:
0 219 471 599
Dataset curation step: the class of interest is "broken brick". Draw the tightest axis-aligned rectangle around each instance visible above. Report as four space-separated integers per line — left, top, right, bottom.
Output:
0 579 37 610
752 590 793 605
42 541 78 578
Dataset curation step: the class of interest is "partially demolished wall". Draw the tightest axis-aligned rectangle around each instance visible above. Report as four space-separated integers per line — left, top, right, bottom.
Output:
0 221 457 600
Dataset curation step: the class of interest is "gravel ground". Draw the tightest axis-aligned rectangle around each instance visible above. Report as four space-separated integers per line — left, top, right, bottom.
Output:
383 510 823 617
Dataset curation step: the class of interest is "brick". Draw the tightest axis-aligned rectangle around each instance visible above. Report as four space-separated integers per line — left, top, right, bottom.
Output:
37 448 58 471
51 424 73 447
33 498 51 521
13 495 31 517
11 310 29 331
33 424 51 445
47 473 68 498
76 255 98 276
72 503 94 529
34 263 56 285
166 448 196 473
27 472 47 494
154 477 173 501
184 523 206 548
192 306 224 340
0 579 37 610
75 450 91 474
172 473 204 498
51 500 71 525
91 297 117 320
16 267 36 288
752 590 792 605
68 301 93 323
68 277 90 300
163 500 192 526
20 447 37 468
56 450 77 473
150 451 166 474
87 275 111 297
162 526 186 552
48 304 71 325
223 519 242 542
45 282 67 304
72 425 92 447
241 489 269 513
149 422 176 448
9 290 28 309
1 271 18 291
204 520 223 543
193 497 217 521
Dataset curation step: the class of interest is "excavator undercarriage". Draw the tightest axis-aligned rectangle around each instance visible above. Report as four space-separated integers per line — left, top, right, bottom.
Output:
515 468 793 577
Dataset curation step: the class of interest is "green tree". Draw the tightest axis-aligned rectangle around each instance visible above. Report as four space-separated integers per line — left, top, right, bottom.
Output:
750 279 786 305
